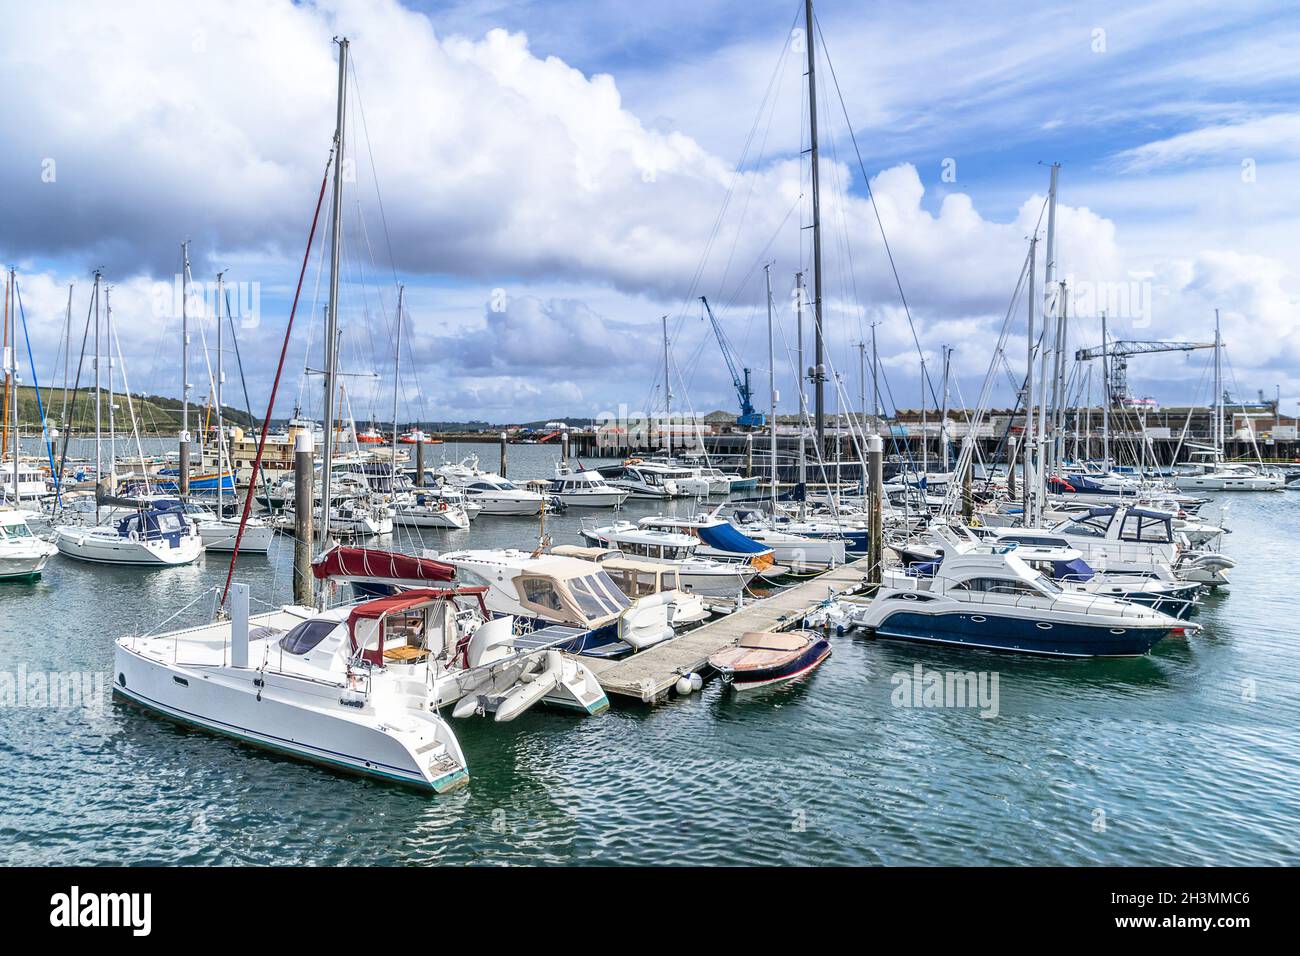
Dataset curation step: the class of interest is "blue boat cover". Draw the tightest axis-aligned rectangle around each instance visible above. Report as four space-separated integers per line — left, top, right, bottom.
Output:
698 522 769 555
1052 557 1095 582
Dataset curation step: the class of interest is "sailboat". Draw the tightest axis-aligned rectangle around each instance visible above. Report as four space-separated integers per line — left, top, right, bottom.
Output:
53 276 203 566
113 37 607 792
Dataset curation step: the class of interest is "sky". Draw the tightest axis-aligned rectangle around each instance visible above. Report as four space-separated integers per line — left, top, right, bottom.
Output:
2 0 1298 427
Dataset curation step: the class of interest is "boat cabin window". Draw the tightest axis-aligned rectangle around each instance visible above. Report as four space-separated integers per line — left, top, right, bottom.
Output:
520 576 565 612
0 522 32 539
279 619 338 655
1061 514 1112 538
568 575 626 617
952 577 1040 596
1119 513 1172 542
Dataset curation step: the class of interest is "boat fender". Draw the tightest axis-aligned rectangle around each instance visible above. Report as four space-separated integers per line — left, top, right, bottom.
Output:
688 672 702 691
452 694 485 719
675 675 694 696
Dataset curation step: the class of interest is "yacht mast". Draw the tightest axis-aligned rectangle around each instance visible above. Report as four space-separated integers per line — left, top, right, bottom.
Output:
796 272 808 510
179 240 191 496
765 264 777 505
105 287 116 485
93 271 102 524
662 315 671 460
1101 310 1110 469
318 36 349 559
215 272 225 517
804 0 826 456
1213 308 1222 458
1024 234 1036 519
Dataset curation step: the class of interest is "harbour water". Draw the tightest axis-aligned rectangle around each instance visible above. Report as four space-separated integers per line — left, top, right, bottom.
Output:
1 442 1297 865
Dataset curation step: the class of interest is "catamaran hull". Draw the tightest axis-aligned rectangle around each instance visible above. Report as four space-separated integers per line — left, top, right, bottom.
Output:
112 645 468 793
864 610 1172 657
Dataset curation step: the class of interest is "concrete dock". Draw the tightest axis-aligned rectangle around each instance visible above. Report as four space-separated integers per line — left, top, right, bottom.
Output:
580 556 874 702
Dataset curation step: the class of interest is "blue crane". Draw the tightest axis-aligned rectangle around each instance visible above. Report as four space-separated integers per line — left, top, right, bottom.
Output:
700 296 765 429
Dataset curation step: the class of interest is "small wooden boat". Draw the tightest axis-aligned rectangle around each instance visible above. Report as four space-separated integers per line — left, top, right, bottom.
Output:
708 630 831 691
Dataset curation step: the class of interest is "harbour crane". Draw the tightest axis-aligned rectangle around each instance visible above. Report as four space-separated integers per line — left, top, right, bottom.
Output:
700 296 765 428
1074 338 1216 405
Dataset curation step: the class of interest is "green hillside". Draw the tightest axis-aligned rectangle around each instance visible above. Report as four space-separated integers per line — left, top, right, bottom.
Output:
1 384 253 435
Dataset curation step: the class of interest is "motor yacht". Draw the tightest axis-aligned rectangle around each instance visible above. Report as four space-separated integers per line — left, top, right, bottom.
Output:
853 540 1192 657
579 520 759 597
0 508 57 581
547 463 630 508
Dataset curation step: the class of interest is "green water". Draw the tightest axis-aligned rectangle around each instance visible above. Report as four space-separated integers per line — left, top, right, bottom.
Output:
1 442 1297 865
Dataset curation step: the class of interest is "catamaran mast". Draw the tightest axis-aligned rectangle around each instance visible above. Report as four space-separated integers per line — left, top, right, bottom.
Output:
804 0 826 456
390 284 404 485
318 36 349 560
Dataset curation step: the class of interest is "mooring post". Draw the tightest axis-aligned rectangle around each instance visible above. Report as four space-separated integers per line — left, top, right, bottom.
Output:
561 428 569 467
414 430 425 487
499 431 508 478
745 432 753 478
293 430 314 606
867 434 883 585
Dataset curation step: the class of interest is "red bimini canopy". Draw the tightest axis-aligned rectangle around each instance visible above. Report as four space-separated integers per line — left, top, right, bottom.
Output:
347 587 488 664
313 545 455 584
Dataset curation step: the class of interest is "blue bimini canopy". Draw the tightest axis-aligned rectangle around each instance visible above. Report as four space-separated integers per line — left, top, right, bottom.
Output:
1051 557 1095 582
698 521 770 555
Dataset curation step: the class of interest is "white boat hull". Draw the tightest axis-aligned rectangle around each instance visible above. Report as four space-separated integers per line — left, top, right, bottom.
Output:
199 520 275 553
555 490 629 508
469 494 544 515
0 547 55 579
394 506 471 530
54 527 203 565
113 639 468 792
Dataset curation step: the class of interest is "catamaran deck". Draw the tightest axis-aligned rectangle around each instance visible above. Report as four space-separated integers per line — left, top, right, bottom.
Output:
578 555 877 701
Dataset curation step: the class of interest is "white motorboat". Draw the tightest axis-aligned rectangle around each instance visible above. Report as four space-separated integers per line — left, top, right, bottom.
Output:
550 544 711 625
579 520 759 597
0 508 57 580
178 502 274 554
1 460 48 504
437 456 545 515
114 553 608 793
273 499 393 537
1174 462 1285 491
54 501 203 566
599 461 683 499
436 547 678 654
635 514 785 578
854 539 1193 657
547 464 630 508
393 491 472 530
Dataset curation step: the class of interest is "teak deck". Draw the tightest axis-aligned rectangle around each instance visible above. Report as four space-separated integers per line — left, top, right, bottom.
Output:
579 556 875 701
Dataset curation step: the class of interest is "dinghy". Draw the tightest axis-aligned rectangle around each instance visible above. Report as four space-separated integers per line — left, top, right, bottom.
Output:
708 630 831 691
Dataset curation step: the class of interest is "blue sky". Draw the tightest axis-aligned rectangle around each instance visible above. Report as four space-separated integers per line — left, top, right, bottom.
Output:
2 0 1298 425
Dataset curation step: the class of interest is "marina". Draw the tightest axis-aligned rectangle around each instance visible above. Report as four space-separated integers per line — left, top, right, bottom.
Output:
1 0 1297 886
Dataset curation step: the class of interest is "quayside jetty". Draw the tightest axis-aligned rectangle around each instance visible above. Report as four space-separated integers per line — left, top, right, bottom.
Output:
578 555 877 702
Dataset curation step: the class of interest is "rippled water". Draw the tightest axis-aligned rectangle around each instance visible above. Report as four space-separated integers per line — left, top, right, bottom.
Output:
2 442 1298 865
